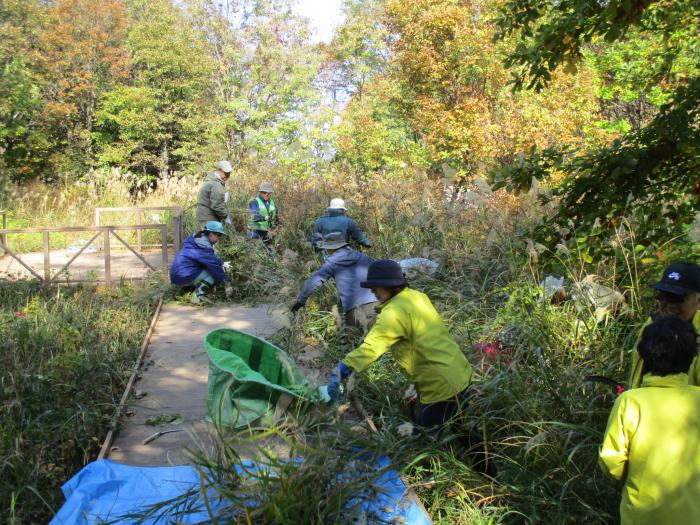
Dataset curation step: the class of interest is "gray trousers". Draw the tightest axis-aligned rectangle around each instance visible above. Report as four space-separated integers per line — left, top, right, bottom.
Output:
345 301 378 334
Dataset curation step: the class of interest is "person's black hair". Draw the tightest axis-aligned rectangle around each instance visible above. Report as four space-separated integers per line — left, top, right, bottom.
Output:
638 316 698 377
655 289 689 305
386 283 407 298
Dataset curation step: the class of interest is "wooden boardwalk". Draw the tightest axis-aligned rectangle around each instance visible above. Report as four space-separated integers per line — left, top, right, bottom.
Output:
107 302 289 466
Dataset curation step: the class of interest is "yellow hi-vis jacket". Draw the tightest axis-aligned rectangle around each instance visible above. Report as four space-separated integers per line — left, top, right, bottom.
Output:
343 287 472 404
599 373 700 525
627 313 700 389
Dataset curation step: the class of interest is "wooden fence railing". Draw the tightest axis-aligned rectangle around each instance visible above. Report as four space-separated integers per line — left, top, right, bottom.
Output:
0 224 169 285
94 206 183 253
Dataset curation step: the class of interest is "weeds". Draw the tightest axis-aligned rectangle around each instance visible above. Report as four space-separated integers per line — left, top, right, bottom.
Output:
118 414 402 525
3 166 696 523
0 281 157 523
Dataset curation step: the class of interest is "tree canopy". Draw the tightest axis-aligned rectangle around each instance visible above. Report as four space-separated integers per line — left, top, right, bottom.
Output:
0 0 697 256
492 0 700 252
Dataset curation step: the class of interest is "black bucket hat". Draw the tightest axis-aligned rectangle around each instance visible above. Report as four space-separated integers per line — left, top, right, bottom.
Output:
360 259 407 288
652 262 700 296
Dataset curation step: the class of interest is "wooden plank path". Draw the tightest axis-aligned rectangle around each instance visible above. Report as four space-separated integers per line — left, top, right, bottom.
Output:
101 300 434 523
106 302 289 466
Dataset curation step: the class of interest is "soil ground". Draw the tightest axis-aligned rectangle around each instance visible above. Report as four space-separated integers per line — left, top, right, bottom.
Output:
0 248 174 282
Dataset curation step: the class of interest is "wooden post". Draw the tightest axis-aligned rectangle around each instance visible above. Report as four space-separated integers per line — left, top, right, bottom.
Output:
173 214 181 252
95 209 101 251
104 228 112 286
43 231 50 281
160 225 168 265
136 208 142 253
1 210 7 252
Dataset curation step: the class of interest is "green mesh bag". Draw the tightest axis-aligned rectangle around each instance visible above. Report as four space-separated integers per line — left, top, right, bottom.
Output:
205 328 320 428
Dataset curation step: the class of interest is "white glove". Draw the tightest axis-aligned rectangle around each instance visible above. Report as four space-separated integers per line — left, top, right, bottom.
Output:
224 283 233 298
397 422 415 437
225 216 233 225
223 261 232 271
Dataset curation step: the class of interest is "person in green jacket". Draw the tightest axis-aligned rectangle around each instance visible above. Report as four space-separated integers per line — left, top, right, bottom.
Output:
196 160 232 229
628 261 700 388
600 315 700 524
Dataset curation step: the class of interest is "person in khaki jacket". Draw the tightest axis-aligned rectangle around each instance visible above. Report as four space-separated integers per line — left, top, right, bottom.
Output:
196 160 232 229
600 316 700 524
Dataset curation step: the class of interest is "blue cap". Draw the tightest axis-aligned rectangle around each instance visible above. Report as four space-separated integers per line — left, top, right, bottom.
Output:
204 221 226 235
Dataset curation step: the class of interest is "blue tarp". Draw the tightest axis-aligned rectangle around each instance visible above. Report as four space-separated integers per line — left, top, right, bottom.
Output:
50 458 432 524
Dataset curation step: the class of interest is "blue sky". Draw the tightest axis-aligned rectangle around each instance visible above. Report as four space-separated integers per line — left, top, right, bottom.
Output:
295 0 344 43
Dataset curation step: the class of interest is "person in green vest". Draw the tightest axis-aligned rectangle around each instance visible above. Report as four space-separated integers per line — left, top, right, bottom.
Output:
628 261 700 388
247 182 278 247
196 160 232 230
600 315 700 524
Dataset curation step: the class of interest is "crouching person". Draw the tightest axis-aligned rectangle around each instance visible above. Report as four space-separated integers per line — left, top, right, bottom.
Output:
324 260 492 473
170 221 232 304
599 316 700 524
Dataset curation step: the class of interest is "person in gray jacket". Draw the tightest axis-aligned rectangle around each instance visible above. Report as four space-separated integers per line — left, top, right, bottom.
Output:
196 160 232 229
311 198 371 251
291 232 378 331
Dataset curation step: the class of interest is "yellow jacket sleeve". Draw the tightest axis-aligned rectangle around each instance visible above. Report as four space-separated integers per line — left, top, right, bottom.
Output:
599 395 638 481
343 306 405 373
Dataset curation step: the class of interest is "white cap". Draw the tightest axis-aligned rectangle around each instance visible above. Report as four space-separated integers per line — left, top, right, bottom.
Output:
329 198 346 210
215 160 232 173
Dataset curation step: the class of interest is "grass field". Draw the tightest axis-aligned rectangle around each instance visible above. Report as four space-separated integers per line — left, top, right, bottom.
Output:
2 168 691 523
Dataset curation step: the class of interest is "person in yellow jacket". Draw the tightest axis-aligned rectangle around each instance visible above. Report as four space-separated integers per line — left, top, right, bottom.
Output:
324 259 472 425
599 315 700 524
628 262 700 388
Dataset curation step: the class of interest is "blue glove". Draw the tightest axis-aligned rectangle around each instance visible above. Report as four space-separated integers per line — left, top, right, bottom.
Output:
331 362 352 381
326 362 352 402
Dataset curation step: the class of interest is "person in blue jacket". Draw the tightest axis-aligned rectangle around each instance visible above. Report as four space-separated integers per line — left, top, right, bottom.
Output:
311 198 371 251
170 221 232 303
291 232 377 331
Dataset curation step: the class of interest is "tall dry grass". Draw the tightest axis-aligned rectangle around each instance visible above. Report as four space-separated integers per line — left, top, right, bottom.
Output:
4 165 678 523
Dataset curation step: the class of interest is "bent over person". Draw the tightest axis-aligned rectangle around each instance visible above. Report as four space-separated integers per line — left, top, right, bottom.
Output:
170 221 232 303
291 232 377 332
311 198 371 251
325 260 473 425
599 316 700 524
